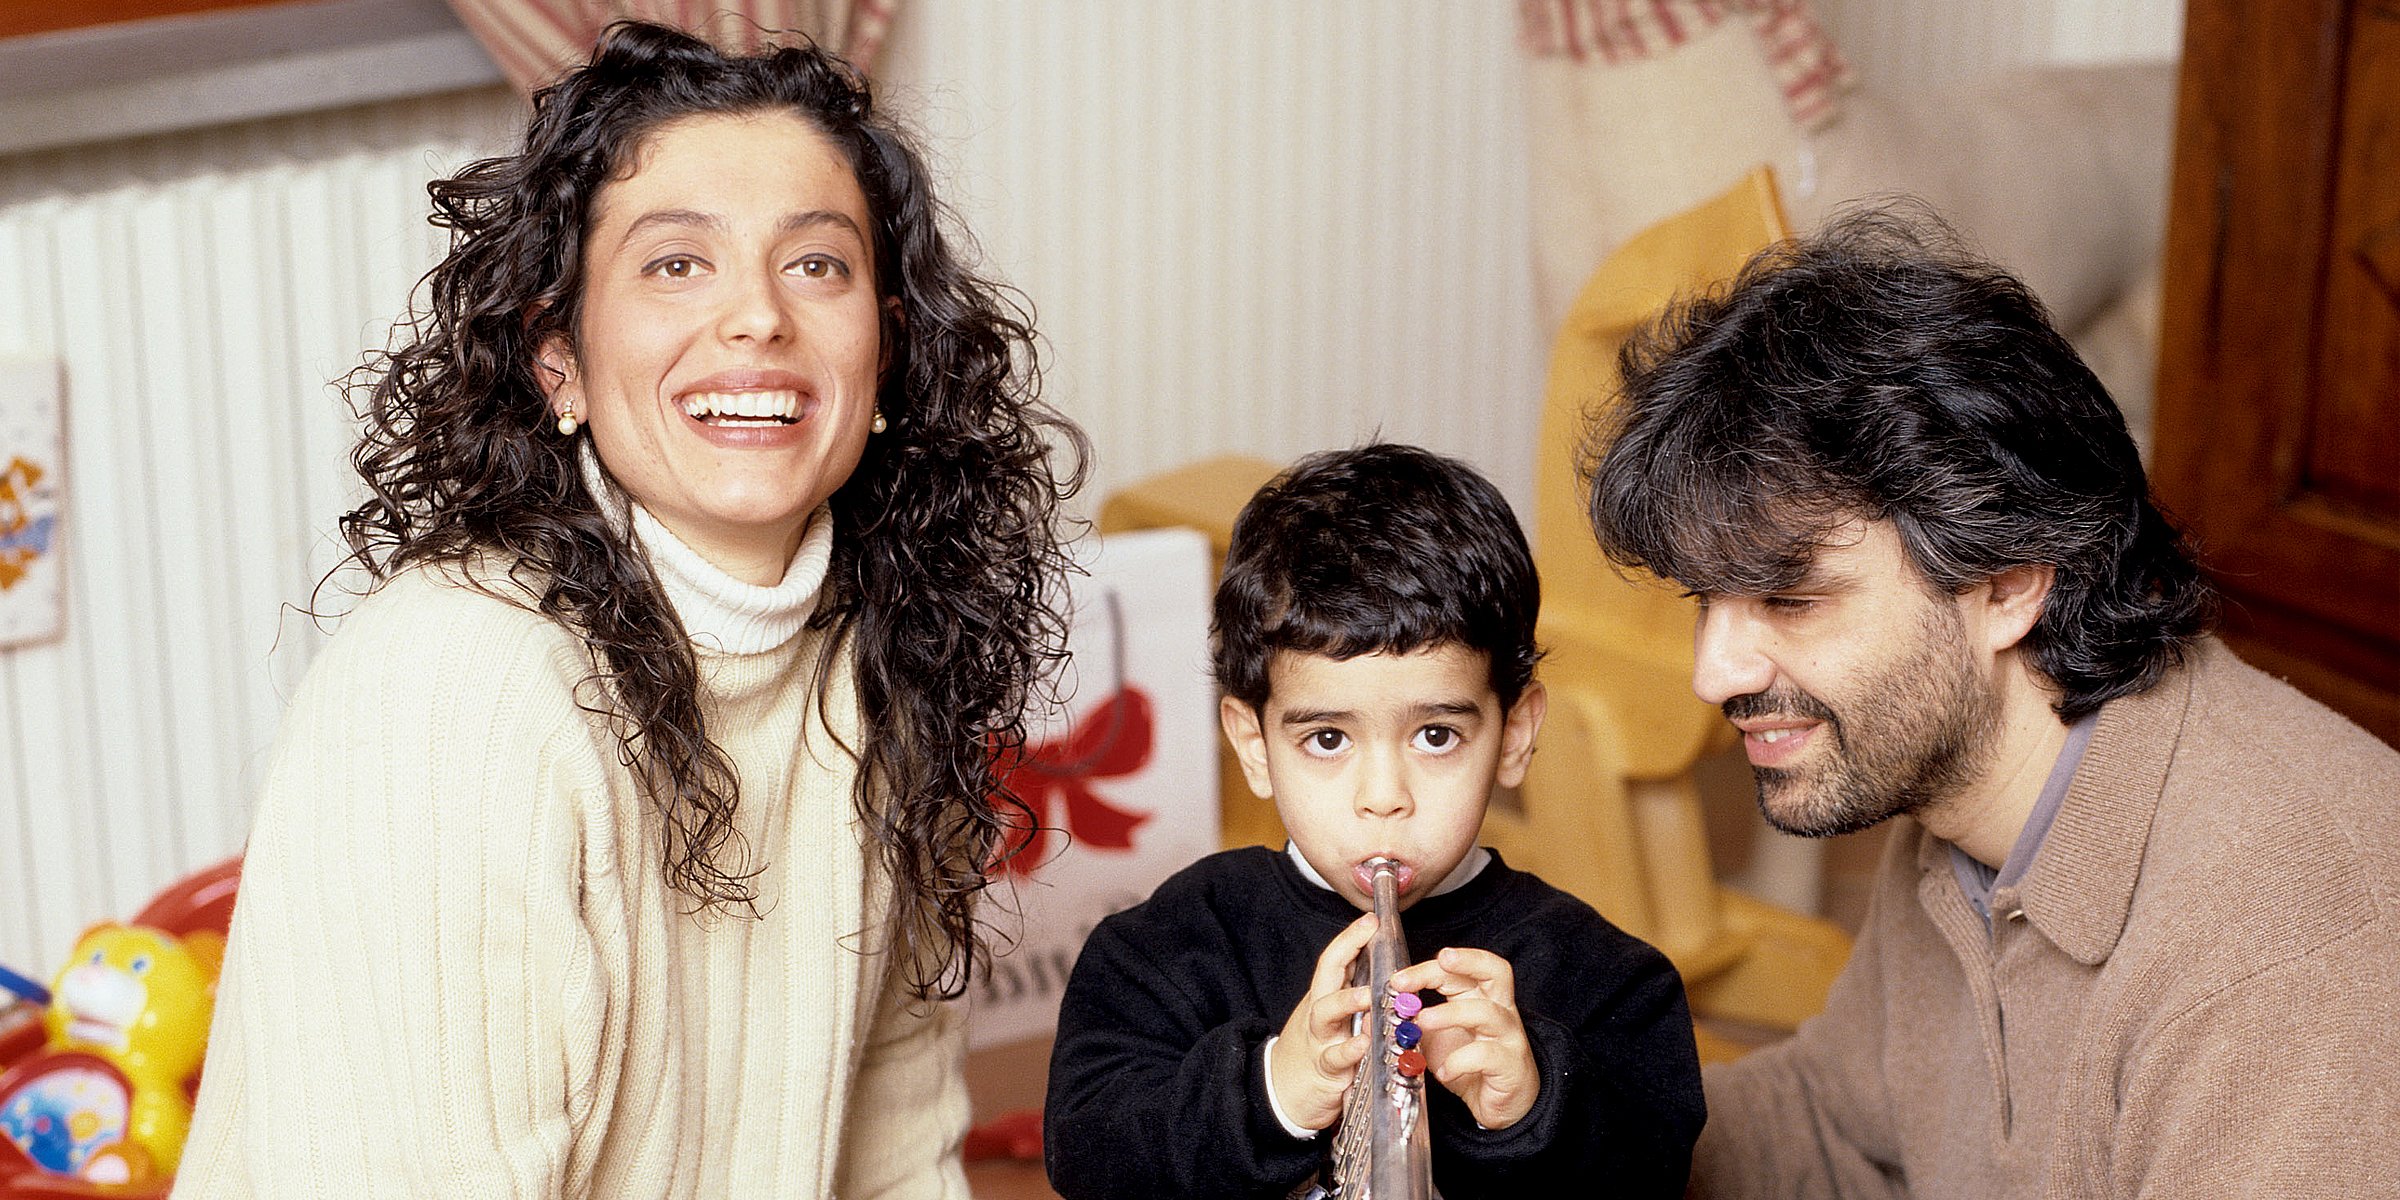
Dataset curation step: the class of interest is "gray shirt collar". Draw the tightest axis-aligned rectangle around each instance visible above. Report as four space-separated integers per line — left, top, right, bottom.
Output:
1951 711 2101 919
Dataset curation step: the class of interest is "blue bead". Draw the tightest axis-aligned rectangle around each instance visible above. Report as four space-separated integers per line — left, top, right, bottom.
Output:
1394 1019 1421 1049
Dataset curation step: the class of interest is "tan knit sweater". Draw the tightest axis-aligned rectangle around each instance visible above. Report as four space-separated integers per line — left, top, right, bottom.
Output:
175 554 970 1198
1692 639 2400 1199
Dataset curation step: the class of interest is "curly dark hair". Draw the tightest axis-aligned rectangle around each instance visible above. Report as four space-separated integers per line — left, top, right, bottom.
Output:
338 20 1087 997
1584 204 2212 721
1214 443 1542 713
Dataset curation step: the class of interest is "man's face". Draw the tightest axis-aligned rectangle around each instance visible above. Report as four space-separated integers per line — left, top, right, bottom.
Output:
1689 519 2000 837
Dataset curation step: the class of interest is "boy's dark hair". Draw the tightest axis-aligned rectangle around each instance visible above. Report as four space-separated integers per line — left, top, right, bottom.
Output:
1213 443 1540 711
1584 204 2214 721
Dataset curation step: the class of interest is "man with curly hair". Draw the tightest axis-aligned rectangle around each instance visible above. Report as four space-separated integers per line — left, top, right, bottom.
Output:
1584 206 2400 1198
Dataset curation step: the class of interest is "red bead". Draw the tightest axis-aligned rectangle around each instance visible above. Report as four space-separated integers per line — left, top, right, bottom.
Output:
1396 1048 1427 1078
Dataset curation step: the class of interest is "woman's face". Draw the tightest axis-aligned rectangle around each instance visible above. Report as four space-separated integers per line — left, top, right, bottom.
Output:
542 110 885 585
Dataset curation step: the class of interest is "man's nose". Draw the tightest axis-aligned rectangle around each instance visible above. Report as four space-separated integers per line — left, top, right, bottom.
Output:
1692 603 1775 707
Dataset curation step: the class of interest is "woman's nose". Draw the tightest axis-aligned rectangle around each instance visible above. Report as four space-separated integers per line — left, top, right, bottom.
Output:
717 266 792 344
1692 603 1776 707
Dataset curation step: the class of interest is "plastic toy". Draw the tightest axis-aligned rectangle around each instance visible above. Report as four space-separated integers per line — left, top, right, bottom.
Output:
0 857 238 1199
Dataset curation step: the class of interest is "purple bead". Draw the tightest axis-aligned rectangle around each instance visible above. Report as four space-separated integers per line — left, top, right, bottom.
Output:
1392 991 1423 1019
1394 1019 1421 1049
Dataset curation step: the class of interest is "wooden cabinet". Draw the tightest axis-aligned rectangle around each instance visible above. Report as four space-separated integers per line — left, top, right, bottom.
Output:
2156 0 2400 744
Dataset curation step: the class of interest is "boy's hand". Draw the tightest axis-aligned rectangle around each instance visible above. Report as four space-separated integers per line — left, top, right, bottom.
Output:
1389 947 1539 1129
1268 912 1380 1132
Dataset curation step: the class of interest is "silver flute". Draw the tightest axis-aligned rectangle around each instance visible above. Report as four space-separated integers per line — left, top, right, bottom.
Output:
1320 858 1439 1199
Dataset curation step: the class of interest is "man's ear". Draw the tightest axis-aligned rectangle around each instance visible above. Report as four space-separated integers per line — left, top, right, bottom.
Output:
1981 564 2055 655
535 331 581 419
1494 680 1548 790
1220 695 1275 801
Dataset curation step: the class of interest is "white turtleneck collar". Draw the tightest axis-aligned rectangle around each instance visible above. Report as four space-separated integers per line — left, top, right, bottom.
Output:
579 441 833 655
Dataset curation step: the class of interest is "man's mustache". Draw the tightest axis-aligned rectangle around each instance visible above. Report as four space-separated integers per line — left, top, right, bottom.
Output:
1723 687 1838 726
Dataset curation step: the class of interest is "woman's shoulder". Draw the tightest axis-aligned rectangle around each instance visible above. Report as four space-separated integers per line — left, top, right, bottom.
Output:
299 559 597 715
333 559 581 656
264 560 620 826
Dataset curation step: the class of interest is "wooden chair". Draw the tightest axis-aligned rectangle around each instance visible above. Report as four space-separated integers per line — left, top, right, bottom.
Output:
1099 168 1848 1045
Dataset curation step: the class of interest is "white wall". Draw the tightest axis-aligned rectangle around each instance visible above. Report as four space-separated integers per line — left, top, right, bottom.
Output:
1819 0 2184 94
0 90 522 972
874 0 1547 512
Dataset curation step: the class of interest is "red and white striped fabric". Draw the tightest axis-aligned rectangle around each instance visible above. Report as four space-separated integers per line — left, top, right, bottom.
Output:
1518 0 1854 130
444 0 897 92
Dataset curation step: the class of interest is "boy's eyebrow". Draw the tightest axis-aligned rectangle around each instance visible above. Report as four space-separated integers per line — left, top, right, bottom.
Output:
1277 706 1355 728
1274 699 1486 727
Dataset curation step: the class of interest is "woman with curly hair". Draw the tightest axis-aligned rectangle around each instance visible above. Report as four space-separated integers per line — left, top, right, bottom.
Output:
180 21 1085 1197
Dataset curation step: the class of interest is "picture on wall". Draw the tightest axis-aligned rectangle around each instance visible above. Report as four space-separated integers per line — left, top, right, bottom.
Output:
0 355 63 648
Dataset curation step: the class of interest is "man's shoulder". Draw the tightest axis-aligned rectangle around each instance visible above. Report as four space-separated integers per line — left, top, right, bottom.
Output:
2181 640 2400 785
2163 639 2400 849
2117 640 2400 974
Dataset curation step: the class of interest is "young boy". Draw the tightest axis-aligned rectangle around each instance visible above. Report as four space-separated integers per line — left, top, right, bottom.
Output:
1043 444 1704 1198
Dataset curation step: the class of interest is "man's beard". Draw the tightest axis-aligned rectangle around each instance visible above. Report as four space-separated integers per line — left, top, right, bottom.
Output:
1724 602 2001 839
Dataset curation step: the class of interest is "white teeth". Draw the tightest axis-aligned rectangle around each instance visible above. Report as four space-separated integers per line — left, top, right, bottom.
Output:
1757 729 1791 744
678 390 802 422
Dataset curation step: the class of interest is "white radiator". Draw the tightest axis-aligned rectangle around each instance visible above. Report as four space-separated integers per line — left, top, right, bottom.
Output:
0 89 520 972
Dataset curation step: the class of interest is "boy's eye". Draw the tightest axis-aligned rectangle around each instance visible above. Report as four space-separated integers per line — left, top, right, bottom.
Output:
1412 725 1462 754
1304 729 1349 756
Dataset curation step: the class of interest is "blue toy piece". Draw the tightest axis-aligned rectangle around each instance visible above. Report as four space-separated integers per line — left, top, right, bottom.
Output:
0 968 44 1010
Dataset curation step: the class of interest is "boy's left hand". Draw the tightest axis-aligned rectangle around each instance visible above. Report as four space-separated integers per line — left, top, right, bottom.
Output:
1387 947 1539 1130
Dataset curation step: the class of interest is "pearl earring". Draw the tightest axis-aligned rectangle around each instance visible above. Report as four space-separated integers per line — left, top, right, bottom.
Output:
871 409 888 434
556 405 579 436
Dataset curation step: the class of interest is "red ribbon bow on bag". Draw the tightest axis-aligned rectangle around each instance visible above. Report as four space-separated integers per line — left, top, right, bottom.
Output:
993 688 1156 876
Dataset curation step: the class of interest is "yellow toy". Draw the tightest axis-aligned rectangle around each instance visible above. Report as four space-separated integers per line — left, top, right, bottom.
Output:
1 924 222 1186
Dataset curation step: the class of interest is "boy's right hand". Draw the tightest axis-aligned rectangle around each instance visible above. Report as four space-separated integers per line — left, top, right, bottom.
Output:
1268 912 1380 1132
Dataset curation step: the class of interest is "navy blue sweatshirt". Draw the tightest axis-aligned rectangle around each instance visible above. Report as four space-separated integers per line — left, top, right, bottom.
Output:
1044 847 1703 1198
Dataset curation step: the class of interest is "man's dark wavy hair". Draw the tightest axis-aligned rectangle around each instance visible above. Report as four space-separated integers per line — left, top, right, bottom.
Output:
338 20 1087 998
1584 205 2213 721
1214 443 1541 712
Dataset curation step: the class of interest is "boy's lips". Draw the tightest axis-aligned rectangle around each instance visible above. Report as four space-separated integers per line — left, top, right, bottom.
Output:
1353 858 1415 896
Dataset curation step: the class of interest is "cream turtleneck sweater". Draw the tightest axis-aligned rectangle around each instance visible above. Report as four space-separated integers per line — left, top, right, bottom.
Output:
177 485 970 1199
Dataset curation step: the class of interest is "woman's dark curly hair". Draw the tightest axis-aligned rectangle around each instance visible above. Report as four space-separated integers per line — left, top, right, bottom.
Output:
1584 204 2213 721
339 20 1087 998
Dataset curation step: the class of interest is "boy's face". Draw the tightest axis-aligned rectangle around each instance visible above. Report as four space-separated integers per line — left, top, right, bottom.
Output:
1221 645 1546 912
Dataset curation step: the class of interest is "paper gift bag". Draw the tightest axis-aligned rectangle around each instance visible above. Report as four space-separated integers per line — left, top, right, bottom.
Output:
970 527 1220 1048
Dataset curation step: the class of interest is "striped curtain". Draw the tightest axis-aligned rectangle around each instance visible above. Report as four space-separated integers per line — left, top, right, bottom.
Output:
444 0 898 92
1518 0 1852 130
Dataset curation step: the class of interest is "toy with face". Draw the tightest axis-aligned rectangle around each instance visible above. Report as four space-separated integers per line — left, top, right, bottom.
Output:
5 923 224 1184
